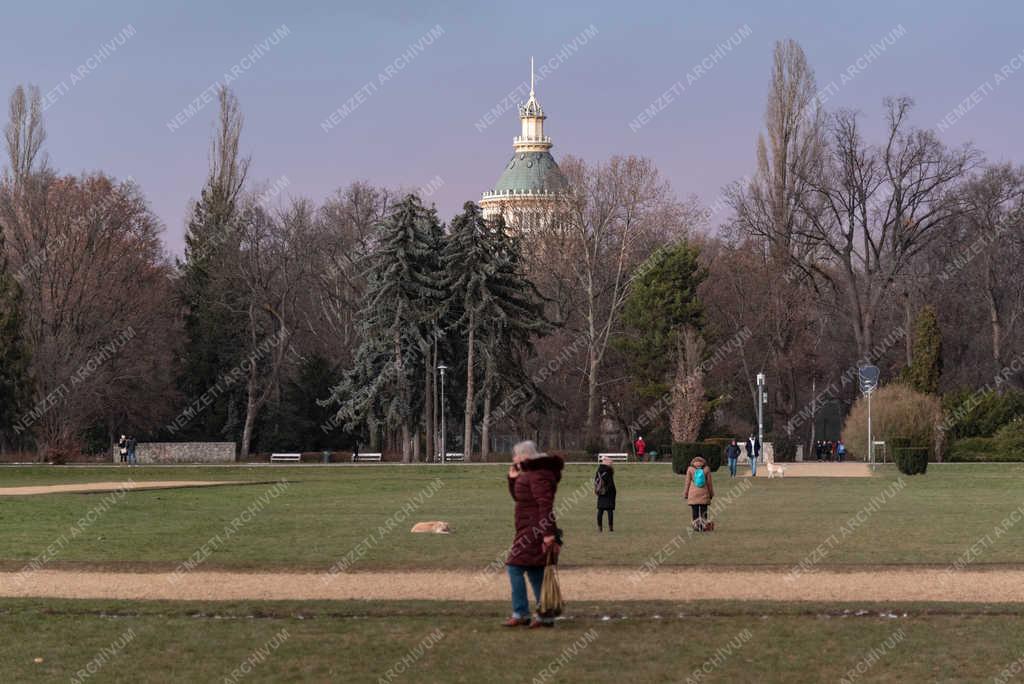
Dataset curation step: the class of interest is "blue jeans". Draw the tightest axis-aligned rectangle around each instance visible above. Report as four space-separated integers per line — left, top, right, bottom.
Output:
128 449 137 465
728 457 737 477
750 456 757 476
507 564 544 619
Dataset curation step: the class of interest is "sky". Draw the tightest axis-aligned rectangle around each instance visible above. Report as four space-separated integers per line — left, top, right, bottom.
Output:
2 0 1023 256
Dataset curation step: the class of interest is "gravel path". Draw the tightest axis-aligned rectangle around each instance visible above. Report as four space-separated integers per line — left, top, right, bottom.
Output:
1 568 1020 602
0 481 250 496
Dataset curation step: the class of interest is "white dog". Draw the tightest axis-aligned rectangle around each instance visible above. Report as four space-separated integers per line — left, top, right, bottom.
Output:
410 521 452 534
765 458 786 478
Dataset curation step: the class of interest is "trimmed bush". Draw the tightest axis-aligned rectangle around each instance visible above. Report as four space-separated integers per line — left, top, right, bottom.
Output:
895 446 928 475
672 442 722 474
842 384 943 461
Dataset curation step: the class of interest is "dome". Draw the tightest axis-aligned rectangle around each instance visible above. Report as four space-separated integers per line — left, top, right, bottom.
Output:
492 151 568 195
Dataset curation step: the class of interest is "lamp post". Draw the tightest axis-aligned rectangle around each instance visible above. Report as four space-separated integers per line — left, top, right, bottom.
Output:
756 372 766 464
437 364 448 463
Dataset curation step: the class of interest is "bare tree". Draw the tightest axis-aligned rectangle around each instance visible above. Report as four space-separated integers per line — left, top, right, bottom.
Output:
551 155 683 440
960 164 1024 375
4 85 46 185
670 326 706 442
795 97 979 356
726 39 826 428
229 198 314 457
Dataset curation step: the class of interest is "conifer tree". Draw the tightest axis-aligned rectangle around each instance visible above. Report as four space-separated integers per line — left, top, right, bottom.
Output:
443 204 549 460
326 194 444 461
0 228 29 450
176 88 250 443
905 305 942 395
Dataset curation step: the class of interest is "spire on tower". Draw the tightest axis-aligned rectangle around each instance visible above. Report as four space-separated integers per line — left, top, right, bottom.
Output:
520 56 543 118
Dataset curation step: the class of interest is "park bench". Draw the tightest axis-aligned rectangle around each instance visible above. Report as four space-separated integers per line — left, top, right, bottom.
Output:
598 452 629 463
351 452 383 463
270 453 301 463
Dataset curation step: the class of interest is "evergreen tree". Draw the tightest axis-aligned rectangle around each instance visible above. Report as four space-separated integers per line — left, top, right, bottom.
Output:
0 228 30 450
443 204 550 460
905 305 942 395
618 242 707 397
175 88 250 444
326 194 445 461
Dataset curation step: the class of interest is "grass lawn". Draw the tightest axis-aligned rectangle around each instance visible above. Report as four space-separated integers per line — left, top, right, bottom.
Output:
2 463 1024 571
2 599 1023 682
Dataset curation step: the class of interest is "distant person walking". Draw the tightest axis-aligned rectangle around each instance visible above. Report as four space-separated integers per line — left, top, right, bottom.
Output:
837 440 846 462
747 434 760 477
127 436 137 465
634 435 647 462
725 439 740 478
504 441 563 629
118 435 128 464
683 455 714 531
595 455 617 532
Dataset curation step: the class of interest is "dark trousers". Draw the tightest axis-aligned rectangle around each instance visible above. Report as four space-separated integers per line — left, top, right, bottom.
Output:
690 504 708 520
597 509 614 531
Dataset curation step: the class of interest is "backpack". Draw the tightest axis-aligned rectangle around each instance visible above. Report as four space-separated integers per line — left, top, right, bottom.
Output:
594 472 607 496
693 467 706 488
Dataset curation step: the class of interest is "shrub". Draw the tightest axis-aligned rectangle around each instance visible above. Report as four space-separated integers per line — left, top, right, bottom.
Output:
767 432 799 462
702 437 730 470
947 437 1014 462
842 384 943 461
895 446 929 475
672 442 722 473
994 419 1024 456
941 389 1024 439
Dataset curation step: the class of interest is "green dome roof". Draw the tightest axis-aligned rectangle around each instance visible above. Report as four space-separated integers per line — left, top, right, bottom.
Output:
491 151 568 195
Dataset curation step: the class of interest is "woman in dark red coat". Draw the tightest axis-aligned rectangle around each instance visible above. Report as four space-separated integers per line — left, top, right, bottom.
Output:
504 440 563 628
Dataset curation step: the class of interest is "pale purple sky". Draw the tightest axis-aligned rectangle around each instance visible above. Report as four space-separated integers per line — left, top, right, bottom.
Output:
3 0 1022 255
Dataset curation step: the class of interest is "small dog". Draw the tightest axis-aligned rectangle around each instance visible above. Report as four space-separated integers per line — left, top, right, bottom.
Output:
766 461 786 478
410 521 452 534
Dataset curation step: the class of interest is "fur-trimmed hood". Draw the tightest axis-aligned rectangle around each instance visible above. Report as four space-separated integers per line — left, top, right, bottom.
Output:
519 454 564 480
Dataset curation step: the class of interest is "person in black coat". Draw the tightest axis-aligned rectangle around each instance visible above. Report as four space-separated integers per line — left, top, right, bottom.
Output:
595 455 617 532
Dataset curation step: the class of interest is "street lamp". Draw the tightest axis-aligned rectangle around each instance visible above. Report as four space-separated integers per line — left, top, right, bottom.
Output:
437 364 448 464
756 373 766 464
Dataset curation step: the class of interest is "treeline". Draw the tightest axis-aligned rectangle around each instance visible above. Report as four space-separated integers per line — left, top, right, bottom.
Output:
1 38 1023 460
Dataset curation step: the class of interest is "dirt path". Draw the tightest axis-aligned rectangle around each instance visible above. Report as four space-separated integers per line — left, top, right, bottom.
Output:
0 481 253 496
1 568 1021 602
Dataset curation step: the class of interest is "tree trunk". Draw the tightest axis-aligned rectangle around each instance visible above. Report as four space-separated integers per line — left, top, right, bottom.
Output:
986 261 1004 372
423 356 434 463
401 424 410 463
463 315 475 461
412 428 420 463
240 371 258 459
481 388 492 462
586 350 599 441
903 290 914 367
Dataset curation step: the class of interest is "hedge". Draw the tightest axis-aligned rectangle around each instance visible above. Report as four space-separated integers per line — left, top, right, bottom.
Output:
895 446 929 475
672 442 723 474
947 437 1024 462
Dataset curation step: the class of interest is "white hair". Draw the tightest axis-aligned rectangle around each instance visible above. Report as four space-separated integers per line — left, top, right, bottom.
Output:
513 440 541 459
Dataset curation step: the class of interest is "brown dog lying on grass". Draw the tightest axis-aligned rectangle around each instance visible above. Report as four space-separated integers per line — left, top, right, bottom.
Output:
410 521 452 534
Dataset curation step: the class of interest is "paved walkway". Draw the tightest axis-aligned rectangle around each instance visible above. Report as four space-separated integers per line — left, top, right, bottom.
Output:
1 568 1019 602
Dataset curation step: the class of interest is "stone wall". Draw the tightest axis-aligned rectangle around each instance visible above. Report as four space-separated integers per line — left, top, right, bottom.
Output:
112 442 236 464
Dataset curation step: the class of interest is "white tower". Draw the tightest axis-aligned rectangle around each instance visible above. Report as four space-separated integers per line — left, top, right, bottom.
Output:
481 58 567 224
